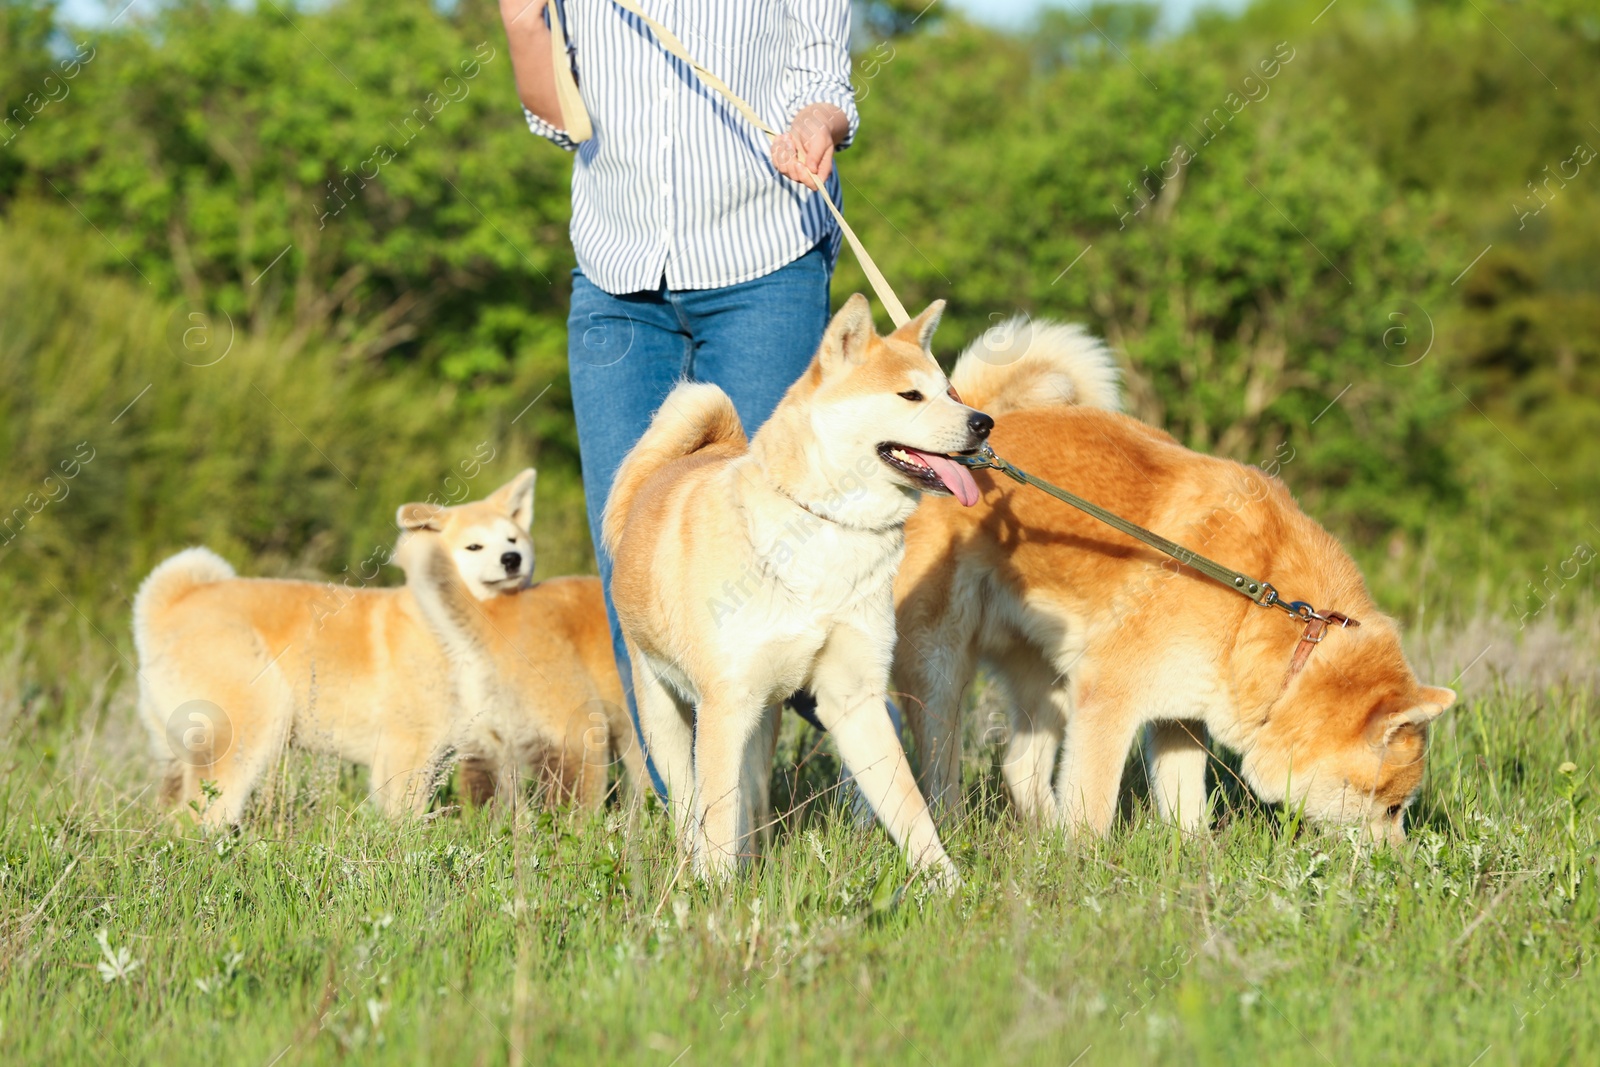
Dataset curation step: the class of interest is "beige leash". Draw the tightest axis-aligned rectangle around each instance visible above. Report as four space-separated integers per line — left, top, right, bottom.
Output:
544 0 594 143
546 0 911 326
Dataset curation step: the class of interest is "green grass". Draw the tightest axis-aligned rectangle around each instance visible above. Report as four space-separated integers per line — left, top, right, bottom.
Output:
0 213 1594 1059
1 622 1595 1065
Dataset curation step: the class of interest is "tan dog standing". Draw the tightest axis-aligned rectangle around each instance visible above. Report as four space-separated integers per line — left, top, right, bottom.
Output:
603 294 993 882
895 322 1455 842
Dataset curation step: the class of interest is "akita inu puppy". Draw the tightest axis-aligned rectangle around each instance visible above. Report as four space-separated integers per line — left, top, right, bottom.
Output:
603 294 993 882
394 490 643 808
895 321 1455 843
135 471 632 824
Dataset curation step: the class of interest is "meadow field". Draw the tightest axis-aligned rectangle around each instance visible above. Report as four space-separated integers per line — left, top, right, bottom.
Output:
3 0 1598 1063
0 610 1595 1065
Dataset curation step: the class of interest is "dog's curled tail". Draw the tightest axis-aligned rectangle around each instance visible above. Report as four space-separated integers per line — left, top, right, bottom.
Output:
601 382 746 555
133 547 235 654
950 318 1122 417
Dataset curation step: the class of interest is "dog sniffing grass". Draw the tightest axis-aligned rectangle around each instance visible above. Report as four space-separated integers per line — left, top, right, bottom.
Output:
1 619 1595 1066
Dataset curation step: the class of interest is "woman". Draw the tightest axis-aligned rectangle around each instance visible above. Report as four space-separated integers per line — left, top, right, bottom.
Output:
500 0 858 791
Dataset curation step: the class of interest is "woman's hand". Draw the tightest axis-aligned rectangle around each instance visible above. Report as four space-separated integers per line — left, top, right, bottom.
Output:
772 102 849 187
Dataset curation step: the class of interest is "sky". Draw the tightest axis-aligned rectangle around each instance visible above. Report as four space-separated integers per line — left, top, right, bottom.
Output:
59 0 1254 34
945 0 1250 30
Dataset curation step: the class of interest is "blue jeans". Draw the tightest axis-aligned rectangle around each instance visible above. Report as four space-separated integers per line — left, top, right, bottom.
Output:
569 244 832 796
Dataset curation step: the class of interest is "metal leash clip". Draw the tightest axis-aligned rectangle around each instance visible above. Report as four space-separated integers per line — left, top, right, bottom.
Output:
1278 599 1356 627
1282 598 1319 621
952 443 1023 482
951 443 999 470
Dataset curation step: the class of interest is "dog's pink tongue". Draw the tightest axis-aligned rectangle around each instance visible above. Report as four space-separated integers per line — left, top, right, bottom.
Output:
910 450 980 507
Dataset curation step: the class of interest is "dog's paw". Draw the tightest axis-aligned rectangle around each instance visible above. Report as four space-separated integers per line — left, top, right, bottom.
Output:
690 846 741 888
919 857 963 896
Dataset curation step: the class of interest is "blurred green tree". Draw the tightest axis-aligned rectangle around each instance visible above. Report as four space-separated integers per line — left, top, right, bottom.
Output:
9 0 573 398
839 16 1460 541
2 0 1598 624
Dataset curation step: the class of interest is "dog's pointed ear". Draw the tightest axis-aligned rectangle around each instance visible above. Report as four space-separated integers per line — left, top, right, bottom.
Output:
1418 686 1457 711
818 293 876 378
1368 687 1455 746
488 468 537 530
890 299 946 352
397 502 444 532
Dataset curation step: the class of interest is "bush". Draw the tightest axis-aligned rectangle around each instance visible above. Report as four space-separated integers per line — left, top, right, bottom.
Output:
0 216 592 633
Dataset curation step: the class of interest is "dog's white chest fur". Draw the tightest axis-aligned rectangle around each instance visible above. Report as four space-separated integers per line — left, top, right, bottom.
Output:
761 509 899 607
691 498 902 703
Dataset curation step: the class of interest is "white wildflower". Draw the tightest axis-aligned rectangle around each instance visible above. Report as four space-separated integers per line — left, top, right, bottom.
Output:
94 929 142 984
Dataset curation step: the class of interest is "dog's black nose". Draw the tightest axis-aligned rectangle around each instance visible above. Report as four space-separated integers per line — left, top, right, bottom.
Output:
968 411 994 439
501 551 522 573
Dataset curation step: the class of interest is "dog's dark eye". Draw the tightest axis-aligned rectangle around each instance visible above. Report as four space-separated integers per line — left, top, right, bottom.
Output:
897 390 924 402
466 544 484 552
1386 802 1404 817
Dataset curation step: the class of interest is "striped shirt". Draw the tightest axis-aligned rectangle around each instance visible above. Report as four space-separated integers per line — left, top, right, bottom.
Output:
526 0 859 295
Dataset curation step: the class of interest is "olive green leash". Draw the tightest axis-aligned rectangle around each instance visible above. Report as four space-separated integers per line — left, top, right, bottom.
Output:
953 444 1358 678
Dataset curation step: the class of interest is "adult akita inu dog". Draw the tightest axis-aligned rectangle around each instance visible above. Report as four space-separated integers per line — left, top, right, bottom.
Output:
135 470 633 825
895 321 1455 844
603 294 993 882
